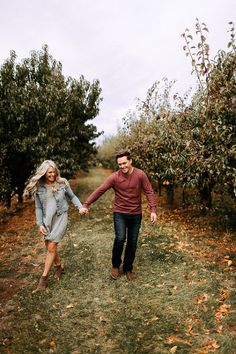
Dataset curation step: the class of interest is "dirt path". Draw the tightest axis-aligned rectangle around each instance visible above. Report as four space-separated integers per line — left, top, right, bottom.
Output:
0 168 235 353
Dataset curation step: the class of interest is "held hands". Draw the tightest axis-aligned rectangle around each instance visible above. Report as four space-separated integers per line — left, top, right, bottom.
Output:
79 207 89 215
150 212 157 224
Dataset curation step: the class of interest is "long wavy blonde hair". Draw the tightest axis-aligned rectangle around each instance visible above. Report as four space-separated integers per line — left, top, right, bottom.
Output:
24 160 67 198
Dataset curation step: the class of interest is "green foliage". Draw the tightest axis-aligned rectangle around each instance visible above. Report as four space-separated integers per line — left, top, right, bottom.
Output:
99 21 236 208
0 45 102 205
115 79 192 188
181 21 236 199
97 134 122 170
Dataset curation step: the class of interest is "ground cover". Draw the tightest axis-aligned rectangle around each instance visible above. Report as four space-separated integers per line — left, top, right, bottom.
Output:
0 168 235 353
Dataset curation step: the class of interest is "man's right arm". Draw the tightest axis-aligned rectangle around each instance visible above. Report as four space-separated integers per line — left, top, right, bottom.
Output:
83 175 114 209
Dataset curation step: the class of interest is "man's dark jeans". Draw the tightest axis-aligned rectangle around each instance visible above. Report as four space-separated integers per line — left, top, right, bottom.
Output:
112 212 142 273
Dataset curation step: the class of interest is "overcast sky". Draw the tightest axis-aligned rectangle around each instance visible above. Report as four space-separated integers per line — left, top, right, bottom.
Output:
0 0 235 142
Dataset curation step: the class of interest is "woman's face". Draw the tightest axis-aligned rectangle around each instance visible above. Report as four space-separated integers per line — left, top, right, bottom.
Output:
45 167 56 184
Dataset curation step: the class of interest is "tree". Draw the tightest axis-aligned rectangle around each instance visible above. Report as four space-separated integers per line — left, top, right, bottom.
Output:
0 45 102 206
182 20 236 206
103 20 236 210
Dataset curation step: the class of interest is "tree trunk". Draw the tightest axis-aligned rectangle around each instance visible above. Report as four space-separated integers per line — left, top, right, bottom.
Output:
158 178 162 196
182 187 186 207
166 184 174 205
5 194 11 209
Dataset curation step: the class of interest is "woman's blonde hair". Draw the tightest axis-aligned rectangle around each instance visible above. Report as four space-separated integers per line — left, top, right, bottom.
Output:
24 160 67 197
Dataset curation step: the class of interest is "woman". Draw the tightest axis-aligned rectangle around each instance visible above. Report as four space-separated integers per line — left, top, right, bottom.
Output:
24 160 87 292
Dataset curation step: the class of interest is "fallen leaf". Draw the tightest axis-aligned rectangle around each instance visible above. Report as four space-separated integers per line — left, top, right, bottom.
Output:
217 325 223 333
196 293 209 304
169 346 178 353
176 241 190 250
107 298 116 304
38 339 47 345
99 316 109 323
186 324 199 336
202 338 220 350
150 316 159 322
223 267 234 272
66 303 74 309
50 340 56 347
144 316 159 325
167 336 192 345
219 289 229 302
98 328 105 336
215 304 231 321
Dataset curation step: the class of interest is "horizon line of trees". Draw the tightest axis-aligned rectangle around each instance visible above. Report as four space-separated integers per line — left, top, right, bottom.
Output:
0 45 103 207
98 20 236 212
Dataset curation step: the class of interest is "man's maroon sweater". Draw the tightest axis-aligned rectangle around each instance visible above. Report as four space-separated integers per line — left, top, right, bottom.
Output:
83 168 157 214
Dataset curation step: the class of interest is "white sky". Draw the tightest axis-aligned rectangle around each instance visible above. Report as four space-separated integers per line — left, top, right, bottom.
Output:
0 0 235 142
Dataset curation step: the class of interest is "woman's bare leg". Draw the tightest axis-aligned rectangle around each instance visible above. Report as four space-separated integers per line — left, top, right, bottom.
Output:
54 251 62 267
42 241 58 277
45 240 62 267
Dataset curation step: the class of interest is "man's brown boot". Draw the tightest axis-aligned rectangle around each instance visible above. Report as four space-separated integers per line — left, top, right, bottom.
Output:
54 264 65 280
110 267 119 280
32 275 48 293
126 271 135 281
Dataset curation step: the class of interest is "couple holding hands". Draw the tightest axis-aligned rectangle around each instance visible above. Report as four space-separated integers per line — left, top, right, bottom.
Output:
24 151 157 292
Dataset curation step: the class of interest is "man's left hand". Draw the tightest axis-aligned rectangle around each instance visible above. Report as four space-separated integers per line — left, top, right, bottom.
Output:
150 212 157 224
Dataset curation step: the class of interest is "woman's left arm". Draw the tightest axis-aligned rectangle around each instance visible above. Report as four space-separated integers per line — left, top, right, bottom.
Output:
65 184 83 209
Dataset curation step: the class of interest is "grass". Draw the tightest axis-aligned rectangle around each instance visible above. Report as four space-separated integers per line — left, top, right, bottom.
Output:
0 167 235 353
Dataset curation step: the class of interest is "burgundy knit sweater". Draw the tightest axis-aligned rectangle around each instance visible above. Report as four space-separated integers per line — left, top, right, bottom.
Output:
83 168 157 214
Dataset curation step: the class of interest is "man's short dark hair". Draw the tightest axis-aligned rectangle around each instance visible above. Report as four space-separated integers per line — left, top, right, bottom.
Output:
116 151 131 160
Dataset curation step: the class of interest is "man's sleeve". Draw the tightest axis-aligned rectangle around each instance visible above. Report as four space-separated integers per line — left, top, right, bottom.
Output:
141 172 157 213
83 175 114 208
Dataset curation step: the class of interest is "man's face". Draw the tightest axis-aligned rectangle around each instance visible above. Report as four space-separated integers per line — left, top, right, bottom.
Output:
117 156 132 174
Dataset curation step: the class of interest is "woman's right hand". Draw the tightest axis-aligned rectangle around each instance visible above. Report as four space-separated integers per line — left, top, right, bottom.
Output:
79 207 88 215
39 225 48 235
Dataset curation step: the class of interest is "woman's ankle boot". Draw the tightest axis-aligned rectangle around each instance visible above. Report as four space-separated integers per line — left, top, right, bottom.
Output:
32 275 48 293
54 264 64 280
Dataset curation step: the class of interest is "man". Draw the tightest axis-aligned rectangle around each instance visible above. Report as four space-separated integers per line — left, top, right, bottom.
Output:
83 151 157 281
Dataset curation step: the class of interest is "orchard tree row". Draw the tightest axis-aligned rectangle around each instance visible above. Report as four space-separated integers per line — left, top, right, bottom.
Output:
98 21 236 209
0 45 102 207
